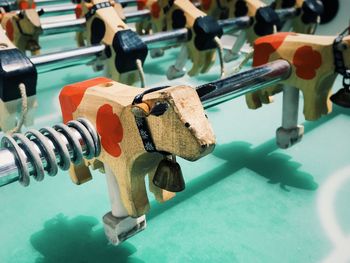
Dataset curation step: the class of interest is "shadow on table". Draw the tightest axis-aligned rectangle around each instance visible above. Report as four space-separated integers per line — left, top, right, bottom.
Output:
147 104 350 220
30 214 143 263
148 138 318 220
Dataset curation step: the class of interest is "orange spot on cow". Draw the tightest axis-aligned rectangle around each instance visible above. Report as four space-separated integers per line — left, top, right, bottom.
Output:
253 32 296 67
5 20 14 41
59 77 112 123
75 4 82 18
96 104 123 158
137 0 147 10
293 46 322 80
18 1 30 9
201 0 212 11
151 2 161 18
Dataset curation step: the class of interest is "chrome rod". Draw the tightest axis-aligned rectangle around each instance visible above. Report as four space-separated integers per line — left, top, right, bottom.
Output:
199 60 291 109
40 3 77 14
34 15 252 72
30 44 105 73
275 7 299 22
141 28 189 49
41 11 250 38
0 119 96 187
35 0 66 4
218 16 252 34
125 9 150 23
41 18 85 35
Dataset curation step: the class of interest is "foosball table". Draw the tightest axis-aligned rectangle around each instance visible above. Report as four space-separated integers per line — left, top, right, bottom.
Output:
0 0 349 262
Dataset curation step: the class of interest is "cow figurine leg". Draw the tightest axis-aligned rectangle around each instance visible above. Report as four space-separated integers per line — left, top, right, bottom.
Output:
103 165 146 245
224 30 247 62
276 85 304 149
166 45 188 80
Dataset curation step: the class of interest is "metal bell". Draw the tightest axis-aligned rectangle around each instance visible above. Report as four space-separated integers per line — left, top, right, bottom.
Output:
330 88 350 108
153 155 185 192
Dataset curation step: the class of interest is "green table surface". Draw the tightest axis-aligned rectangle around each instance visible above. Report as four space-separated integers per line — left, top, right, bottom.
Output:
1 7 350 262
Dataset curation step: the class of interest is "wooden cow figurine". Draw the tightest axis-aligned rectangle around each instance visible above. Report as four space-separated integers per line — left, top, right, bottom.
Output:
137 0 224 80
0 8 44 55
246 32 350 148
0 28 37 132
59 77 216 244
273 0 324 34
74 0 147 85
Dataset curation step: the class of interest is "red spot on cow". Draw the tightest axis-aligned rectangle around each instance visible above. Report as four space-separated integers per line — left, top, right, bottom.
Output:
75 4 82 18
253 32 296 67
293 46 322 80
96 104 123 158
5 20 14 41
137 0 147 10
18 1 30 9
59 77 112 123
151 2 161 18
201 0 212 10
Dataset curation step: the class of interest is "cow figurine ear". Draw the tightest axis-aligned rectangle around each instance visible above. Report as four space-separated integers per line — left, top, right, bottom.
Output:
131 102 150 117
17 11 24 19
38 9 45 16
149 102 169 116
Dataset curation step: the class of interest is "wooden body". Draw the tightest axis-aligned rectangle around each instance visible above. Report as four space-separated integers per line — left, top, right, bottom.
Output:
0 9 42 55
59 77 216 217
75 0 141 84
246 32 350 121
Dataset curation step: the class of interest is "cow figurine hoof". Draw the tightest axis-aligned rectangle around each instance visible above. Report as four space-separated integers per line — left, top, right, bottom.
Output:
103 212 146 245
276 125 304 149
150 48 164 58
224 50 240 63
167 65 186 80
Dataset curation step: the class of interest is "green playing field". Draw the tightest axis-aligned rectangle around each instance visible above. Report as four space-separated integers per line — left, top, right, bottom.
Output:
1 3 350 262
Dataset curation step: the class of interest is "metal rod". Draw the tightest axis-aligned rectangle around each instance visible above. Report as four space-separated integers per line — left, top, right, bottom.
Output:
140 28 188 49
40 3 77 15
0 126 86 187
218 16 252 34
41 18 85 35
35 0 66 4
275 7 299 22
34 14 252 71
30 44 105 73
40 9 151 35
199 60 291 109
41 11 251 38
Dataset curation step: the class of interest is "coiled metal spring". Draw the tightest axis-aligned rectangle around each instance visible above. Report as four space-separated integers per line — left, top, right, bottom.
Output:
0 118 101 186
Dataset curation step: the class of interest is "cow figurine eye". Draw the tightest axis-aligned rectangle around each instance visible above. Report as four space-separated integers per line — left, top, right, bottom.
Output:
185 122 190 128
149 102 169 116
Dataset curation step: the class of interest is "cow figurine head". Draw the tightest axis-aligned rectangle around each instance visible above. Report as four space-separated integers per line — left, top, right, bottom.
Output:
59 77 215 243
273 0 324 34
246 32 350 148
74 0 148 86
0 28 38 132
0 8 43 55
